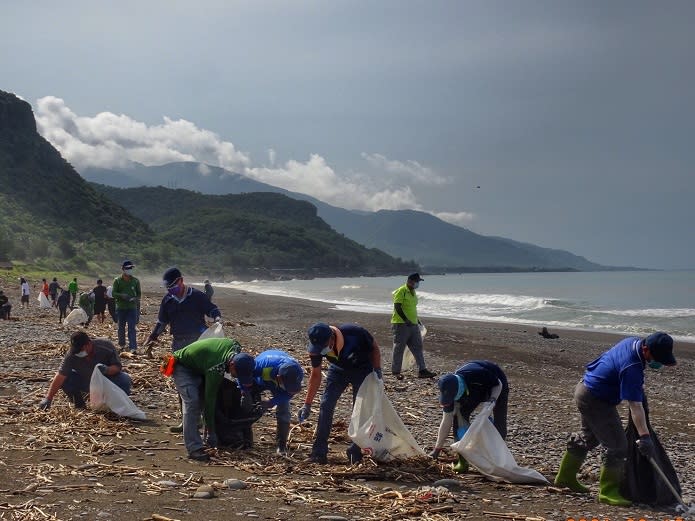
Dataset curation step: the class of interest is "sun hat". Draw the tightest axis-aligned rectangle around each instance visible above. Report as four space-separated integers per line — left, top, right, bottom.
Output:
645 332 676 365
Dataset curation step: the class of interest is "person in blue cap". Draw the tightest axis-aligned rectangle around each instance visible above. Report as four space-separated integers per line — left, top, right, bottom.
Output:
112 260 141 353
430 360 508 473
554 332 677 506
250 349 304 456
299 322 383 464
167 337 255 461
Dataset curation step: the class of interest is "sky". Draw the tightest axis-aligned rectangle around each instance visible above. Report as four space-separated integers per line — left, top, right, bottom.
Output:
3 1 694 269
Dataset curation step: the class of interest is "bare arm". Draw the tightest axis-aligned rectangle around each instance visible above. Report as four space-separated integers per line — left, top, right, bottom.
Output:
45 372 67 400
303 366 323 406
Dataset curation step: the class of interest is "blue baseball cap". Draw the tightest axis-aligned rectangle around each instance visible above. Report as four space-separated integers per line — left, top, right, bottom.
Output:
438 374 459 405
231 353 255 387
278 363 304 394
307 322 332 355
645 332 676 365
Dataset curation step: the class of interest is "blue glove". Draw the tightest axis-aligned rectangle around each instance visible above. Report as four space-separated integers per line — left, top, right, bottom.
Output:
96 363 108 375
298 404 312 423
374 368 383 379
38 398 52 410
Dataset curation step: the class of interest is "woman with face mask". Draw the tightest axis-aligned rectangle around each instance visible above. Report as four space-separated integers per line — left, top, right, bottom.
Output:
554 332 677 506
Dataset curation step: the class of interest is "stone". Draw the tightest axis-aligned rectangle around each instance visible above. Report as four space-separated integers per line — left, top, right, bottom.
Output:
223 478 247 490
193 484 215 499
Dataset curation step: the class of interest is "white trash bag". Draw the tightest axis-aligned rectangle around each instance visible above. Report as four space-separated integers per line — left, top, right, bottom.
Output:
348 372 426 461
37 293 51 309
89 367 146 420
450 401 548 484
198 322 225 340
63 308 88 326
403 323 427 371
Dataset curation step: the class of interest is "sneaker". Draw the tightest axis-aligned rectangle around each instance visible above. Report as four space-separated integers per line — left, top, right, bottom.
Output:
418 369 437 379
169 422 183 433
188 448 210 462
392 373 404 381
307 454 328 464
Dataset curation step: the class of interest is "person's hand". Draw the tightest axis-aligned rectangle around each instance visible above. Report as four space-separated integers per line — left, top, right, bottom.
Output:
298 404 312 423
374 368 383 379
636 435 656 459
214 316 222 323
95 363 108 375
38 398 52 410
429 448 441 460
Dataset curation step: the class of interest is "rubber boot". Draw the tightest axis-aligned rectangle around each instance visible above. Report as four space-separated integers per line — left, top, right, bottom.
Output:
276 422 290 455
598 462 631 506
453 454 469 473
554 450 590 493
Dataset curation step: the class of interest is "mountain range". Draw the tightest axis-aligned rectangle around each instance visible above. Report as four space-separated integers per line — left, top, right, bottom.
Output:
84 162 611 271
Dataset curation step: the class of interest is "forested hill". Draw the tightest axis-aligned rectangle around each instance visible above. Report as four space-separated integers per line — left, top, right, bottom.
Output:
90 184 418 277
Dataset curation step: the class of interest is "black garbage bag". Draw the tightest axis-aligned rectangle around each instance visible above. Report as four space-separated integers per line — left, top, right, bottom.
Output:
215 379 264 449
622 396 682 505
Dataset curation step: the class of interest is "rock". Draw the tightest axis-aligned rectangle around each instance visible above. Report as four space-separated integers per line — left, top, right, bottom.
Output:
223 478 247 490
157 480 178 487
193 484 215 499
318 516 348 521
433 479 463 489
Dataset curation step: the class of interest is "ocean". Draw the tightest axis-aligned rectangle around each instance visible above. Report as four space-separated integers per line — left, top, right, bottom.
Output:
213 270 695 342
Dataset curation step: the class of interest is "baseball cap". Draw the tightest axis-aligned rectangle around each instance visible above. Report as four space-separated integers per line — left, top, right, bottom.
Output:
121 260 135 270
69 331 91 354
408 273 424 282
278 363 304 394
307 322 332 355
438 373 464 405
231 353 255 387
162 267 183 288
645 332 676 365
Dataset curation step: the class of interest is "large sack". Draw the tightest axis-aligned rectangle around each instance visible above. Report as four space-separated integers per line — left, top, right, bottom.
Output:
198 322 224 340
215 379 263 448
621 397 681 505
403 323 427 371
89 367 146 420
348 372 425 461
37 293 51 308
451 401 548 484
63 308 88 326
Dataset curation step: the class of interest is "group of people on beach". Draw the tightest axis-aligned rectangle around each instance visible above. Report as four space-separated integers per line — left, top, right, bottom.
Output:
34 266 679 508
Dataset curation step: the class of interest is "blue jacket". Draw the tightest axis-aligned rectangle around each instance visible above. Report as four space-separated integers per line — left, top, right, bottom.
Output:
154 286 220 341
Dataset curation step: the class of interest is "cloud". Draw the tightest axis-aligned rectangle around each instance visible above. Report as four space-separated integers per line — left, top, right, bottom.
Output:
34 96 473 216
34 96 250 172
433 211 476 227
361 152 450 185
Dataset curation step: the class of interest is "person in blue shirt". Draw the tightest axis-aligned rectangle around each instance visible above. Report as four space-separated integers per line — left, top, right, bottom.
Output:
430 360 508 473
250 349 304 456
298 322 383 464
554 332 677 506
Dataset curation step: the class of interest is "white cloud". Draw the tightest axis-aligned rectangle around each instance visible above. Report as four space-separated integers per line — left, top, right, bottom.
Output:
433 211 476 227
361 152 450 185
34 96 250 172
34 96 471 215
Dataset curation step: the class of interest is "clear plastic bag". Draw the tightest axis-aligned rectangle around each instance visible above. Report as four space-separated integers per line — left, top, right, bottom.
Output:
89 367 146 420
198 322 225 340
348 372 425 461
37 293 51 308
63 308 88 326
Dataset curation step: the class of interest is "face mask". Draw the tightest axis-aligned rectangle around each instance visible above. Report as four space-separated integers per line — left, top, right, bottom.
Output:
74 350 88 358
123 268 133 275
648 360 663 370
413 282 419 289
167 286 182 297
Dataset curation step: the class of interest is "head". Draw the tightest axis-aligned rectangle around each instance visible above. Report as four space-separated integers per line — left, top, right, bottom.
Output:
97 279 103 286
307 322 333 356
204 279 210 284
642 332 676 369
162 267 184 297
228 353 255 388
121 260 135 276
42 278 47 283
438 373 466 410
52 277 57 282
407 272 424 289
73 277 77 282
278 363 304 394
70 331 93 358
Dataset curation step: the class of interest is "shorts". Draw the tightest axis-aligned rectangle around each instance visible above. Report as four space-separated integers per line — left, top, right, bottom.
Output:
21 295 29 303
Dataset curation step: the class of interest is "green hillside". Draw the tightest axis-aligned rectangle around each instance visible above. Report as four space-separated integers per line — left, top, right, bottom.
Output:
91 185 417 276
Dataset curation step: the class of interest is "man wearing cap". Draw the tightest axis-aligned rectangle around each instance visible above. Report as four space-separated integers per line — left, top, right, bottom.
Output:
112 260 141 353
146 267 222 354
169 337 255 461
38 331 132 410
430 360 508 473
554 332 677 506
390 273 436 379
250 349 304 456
204 279 214 300
299 322 383 464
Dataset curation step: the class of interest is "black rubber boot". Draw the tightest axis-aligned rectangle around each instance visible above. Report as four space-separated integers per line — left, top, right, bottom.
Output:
276 422 290 455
